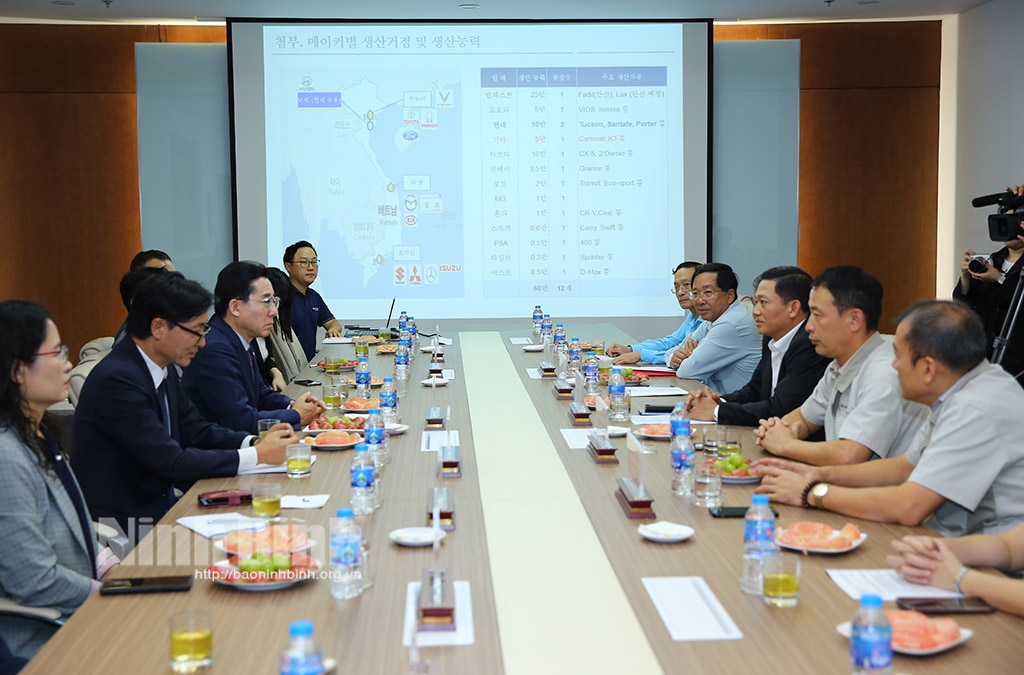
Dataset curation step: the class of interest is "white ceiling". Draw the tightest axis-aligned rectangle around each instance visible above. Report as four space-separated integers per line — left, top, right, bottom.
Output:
0 0 991 24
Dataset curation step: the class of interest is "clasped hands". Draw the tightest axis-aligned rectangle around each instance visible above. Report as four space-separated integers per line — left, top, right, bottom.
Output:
667 337 698 369
887 536 963 591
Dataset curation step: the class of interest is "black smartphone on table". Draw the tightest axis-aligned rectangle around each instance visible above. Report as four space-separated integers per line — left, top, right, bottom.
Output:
100 575 193 595
896 596 995 614
294 379 321 386
709 506 779 518
642 404 675 415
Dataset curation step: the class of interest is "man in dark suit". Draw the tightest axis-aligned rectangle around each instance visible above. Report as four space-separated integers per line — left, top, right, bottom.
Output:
182 262 323 434
686 266 828 427
72 273 294 541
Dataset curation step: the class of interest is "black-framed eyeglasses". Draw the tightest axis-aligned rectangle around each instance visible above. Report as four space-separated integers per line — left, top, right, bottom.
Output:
289 258 320 269
170 322 211 342
37 344 69 362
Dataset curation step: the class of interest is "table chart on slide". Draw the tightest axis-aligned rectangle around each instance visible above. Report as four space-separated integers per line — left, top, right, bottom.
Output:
480 66 670 298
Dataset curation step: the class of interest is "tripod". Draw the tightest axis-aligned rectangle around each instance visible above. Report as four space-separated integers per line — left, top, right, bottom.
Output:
991 268 1024 382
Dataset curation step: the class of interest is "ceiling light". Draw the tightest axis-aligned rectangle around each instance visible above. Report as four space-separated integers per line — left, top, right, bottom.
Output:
459 3 481 9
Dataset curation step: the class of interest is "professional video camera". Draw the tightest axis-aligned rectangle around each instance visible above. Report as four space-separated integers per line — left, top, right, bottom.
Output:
972 191 1024 242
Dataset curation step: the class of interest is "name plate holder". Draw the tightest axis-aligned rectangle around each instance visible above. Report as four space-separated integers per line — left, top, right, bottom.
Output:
425 406 445 429
587 430 618 464
440 445 461 478
426 487 455 531
417 567 456 632
615 442 655 519
568 401 592 427
552 378 574 401
538 361 557 378
429 359 444 377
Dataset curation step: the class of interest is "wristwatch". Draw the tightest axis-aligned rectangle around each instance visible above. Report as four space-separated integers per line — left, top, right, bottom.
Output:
811 482 831 509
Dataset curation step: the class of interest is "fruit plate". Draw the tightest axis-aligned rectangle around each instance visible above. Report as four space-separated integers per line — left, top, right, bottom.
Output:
721 474 764 485
302 415 368 434
207 558 320 592
302 434 360 450
635 424 670 441
835 622 973 656
776 529 867 554
217 526 312 555
637 521 695 544
389 527 447 547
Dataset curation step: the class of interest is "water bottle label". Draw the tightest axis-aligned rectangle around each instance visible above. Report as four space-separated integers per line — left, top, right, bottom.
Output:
683 448 695 470
330 532 361 565
365 424 385 445
671 449 683 470
400 338 411 349
398 319 407 331
670 419 690 437
584 364 598 382
395 352 409 366
350 464 375 488
380 391 397 409
851 629 893 669
355 371 370 386
282 654 325 675
608 383 625 397
743 518 775 544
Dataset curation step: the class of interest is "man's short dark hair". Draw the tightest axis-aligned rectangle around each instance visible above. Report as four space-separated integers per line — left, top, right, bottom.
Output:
753 266 813 314
214 261 268 318
897 300 987 375
811 266 884 332
118 266 166 312
692 262 739 295
283 240 316 266
129 249 173 272
127 272 212 339
673 260 703 274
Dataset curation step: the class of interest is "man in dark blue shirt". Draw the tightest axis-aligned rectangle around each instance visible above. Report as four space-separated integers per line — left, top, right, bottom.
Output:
283 240 342 360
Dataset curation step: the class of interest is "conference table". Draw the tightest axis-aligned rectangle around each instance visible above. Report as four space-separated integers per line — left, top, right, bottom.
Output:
24 322 1023 674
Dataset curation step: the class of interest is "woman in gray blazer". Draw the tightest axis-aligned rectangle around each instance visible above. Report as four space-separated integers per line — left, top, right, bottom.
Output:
0 301 104 661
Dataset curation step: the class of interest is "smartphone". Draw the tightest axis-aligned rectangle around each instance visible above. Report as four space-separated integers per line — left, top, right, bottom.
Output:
642 404 675 415
198 488 252 508
100 575 193 595
896 596 995 614
294 379 321 386
709 506 780 518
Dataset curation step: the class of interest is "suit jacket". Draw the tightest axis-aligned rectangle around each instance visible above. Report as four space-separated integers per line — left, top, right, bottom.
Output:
72 338 246 535
0 427 93 660
182 316 299 434
717 320 830 427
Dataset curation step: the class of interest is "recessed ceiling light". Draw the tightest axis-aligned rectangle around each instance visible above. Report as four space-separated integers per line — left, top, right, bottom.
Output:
459 3 480 9
52 0 75 5
856 0 880 4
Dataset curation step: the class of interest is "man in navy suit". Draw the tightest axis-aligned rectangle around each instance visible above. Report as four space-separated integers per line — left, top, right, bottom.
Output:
72 273 294 540
687 266 829 427
182 262 323 434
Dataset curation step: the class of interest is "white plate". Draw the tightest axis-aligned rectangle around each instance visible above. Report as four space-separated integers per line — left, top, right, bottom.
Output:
302 435 360 450
608 425 628 438
721 474 764 485
420 345 443 354
421 377 449 386
385 423 409 435
208 559 320 592
634 426 670 441
836 621 973 656
638 521 695 544
389 527 446 547
521 344 544 352
214 538 315 555
776 529 867 554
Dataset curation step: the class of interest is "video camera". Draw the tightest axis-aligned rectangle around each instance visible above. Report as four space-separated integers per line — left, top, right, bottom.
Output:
972 191 1024 242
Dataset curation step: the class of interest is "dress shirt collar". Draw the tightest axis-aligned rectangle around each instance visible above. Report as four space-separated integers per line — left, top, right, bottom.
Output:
135 342 168 390
227 323 252 351
832 332 884 393
767 320 803 357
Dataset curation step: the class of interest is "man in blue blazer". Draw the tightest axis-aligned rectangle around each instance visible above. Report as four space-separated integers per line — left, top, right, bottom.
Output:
182 262 323 434
72 273 294 540
686 266 830 428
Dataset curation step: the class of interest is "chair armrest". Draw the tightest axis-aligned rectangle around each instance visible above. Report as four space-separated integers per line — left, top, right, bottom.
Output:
94 521 132 560
0 598 63 626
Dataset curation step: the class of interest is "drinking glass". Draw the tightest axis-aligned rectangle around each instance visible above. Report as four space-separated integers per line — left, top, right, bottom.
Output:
763 555 800 607
691 460 722 508
252 482 281 520
702 424 720 458
257 418 279 438
325 354 342 375
322 383 342 410
169 608 212 672
717 428 741 459
354 336 370 358
286 443 312 478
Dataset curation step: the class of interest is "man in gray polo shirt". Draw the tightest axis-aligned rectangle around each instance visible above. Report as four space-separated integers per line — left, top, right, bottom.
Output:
756 266 929 465
757 300 1024 537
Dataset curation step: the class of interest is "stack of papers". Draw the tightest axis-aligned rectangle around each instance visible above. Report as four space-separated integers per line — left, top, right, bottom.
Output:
176 513 265 539
826 569 963 601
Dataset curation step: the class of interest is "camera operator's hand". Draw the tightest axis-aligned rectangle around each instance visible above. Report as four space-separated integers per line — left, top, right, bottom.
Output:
960 249 978 278
971 262 1003 284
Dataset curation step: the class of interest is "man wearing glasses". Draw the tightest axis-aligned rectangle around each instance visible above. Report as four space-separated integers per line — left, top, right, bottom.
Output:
607 261 703 365
183 262 324 434
284 240 342 360
72 272 296 541
664 262 762 393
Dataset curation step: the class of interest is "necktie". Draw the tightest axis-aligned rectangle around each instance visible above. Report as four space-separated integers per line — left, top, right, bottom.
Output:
157 378 172 436
248 347 259 387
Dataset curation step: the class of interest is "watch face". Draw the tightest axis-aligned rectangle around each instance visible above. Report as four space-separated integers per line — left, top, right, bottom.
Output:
812 483 828 497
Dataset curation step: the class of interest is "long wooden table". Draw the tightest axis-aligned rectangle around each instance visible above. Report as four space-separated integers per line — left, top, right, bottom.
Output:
23 322 1024 673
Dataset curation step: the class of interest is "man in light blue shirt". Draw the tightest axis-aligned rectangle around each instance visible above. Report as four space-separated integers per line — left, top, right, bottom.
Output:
608 261 703 365
665 262 761 392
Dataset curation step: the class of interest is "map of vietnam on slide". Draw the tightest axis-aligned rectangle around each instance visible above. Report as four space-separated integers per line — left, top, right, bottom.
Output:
275 71 464 300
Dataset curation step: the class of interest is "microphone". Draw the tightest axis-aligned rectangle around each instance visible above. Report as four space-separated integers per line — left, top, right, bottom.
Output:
972 192 1012 208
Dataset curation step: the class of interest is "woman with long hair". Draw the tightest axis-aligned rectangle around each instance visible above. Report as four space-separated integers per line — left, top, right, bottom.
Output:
0 301 115 661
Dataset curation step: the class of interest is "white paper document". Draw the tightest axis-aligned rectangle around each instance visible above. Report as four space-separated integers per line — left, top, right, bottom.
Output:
442 369 456 380
238 455 318 475
526 368 542 379
421 430 461 452
559 428 593 449
176 513 266 539
642 577 743 641
632 413 669 425
632 365 675 373
321 337 353 344
826 569 963 602
281 494 331 509
627 386 687 397
509 337 533 345
402 581 475 647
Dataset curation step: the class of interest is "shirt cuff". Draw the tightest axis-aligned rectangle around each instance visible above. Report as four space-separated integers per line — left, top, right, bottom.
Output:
237 446 259 473
713 404 720 422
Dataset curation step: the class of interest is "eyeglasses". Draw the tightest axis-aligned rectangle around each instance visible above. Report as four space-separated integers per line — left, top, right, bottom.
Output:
689 289 724 300
37 344 69 362
289 258 320 269
170 322 211 343
671 284 692 295
249 296 281 311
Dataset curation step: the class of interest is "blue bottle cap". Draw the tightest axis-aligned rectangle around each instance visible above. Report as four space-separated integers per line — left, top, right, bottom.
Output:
369 408 380 414
289 621 314 637
751 494 769 506
337 508 353 518
860 594 883 607
358 357 367 362
383 377 393 382
355 443 368 452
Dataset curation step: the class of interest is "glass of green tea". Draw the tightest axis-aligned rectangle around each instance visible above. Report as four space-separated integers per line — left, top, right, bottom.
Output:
169 608 213 672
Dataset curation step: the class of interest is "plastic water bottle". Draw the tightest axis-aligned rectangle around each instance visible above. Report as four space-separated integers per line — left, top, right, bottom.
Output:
608 366 629 423
279 621 324 675
354 357 371 398
851 594 893 675
568 337 582 375
553 323 566 348
669 403 694 496
365 408 389 468
407 316 419 350
349 443 376 515
394 340 410 398
532 305 543 335
583 351 600 395
740 494 779 594
541 314 553 341
330 508 363 599
398 310 408 333
379 378 398 424
400 327 414 363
